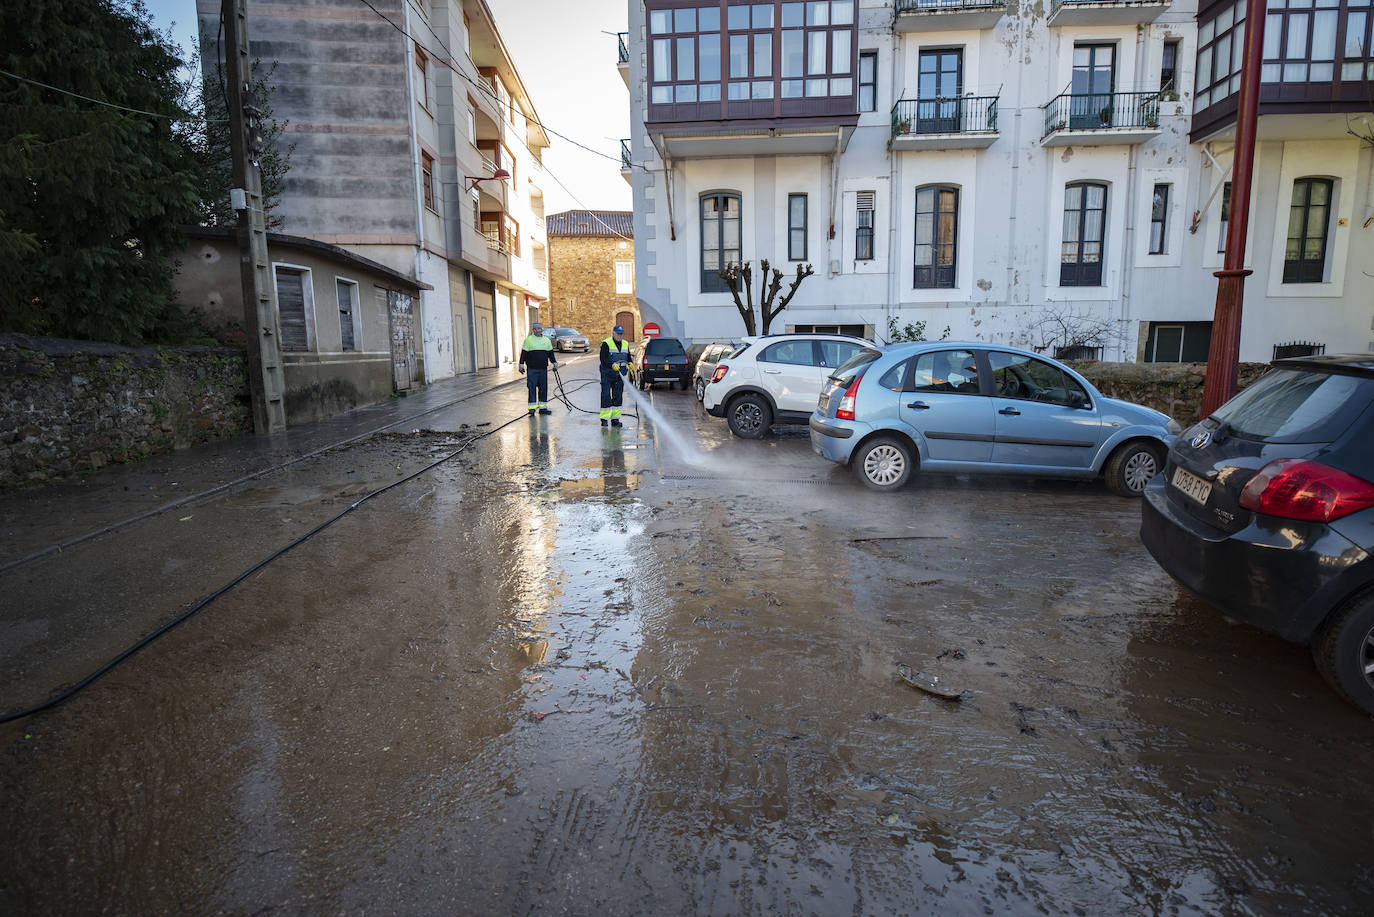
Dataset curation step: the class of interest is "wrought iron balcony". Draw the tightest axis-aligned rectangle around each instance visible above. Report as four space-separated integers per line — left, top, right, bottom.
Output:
1041 91 1161 146
894 0 1005 32
1047 0 1166 27
891 95 999 150
620 139 633 185
617 32 629 65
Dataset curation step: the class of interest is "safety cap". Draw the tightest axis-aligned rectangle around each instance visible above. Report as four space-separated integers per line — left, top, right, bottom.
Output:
612 325 624 334
532 322 543 330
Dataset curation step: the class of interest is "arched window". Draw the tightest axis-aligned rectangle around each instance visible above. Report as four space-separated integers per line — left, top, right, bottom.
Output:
1061 182 1107 287
914 185 958 289
1283 178 1333 284
700 192 741 293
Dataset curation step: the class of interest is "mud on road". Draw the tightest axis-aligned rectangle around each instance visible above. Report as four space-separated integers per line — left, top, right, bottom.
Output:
2 372 1372 915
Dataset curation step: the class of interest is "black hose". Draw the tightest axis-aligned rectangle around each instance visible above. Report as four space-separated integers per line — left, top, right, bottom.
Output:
0 411 532 725
551 365 639 422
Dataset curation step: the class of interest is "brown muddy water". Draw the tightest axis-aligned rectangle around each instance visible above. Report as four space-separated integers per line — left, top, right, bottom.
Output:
2 378 1372 915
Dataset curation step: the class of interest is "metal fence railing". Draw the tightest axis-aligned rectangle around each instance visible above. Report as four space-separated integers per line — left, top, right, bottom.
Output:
895 0 1004 10
620 138 632 170
617 32 629 64
1042 91 1160 136
891 95 999 137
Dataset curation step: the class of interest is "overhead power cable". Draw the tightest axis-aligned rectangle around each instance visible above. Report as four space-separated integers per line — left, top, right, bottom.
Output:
0 67 227 122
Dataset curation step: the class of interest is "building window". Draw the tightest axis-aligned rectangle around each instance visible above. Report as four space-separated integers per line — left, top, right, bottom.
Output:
855 191 874 261
274 266 311 352
1070 44 1116 128
649 5 721 105
1160 39 1179 93
1061 182 1106 287
727 2 774 101
1194 2 1248 113
421 152 436 211
615 261 634 295
1218 181 1232 253
914 185 957 289
700 191 741 293
414 46 430 111
1145 322 1213 363
1283 177 1333 284
1274 341 1326 360
1149 183 1169 255
1260 0 1362 84
466 104 477 145
788 193 807 261
792 323 867 336
858 50 877 111
336 279 358 352
918 49 962 133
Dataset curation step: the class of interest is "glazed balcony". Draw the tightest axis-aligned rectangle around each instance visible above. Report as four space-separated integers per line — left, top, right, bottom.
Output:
1041 91 1161 146
1047 0 1167 27
891 95 999 150
894 0 1005 32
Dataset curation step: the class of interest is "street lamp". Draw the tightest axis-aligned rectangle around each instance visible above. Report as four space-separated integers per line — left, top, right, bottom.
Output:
465 168 510 192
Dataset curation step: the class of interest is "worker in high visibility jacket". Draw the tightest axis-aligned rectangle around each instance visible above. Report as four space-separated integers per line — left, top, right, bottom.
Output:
599 324 630 427
519 322 557 415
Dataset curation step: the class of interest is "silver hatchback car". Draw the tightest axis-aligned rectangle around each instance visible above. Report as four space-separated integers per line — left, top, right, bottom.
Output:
810 342 1180 494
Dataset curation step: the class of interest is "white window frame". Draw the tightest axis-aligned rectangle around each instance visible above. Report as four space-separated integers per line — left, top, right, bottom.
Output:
615 261 634 295
335 277 361 352
271 262 316 353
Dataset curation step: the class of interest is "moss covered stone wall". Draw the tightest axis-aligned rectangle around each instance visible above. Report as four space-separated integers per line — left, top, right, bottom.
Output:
1 334 250 487
1069 361 1271 426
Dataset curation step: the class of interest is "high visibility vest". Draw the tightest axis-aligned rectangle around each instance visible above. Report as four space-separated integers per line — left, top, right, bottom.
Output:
522 334 552 352
602 337 629 355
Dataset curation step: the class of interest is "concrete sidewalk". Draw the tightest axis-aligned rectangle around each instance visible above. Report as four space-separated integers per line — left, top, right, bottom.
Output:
0 360 543 568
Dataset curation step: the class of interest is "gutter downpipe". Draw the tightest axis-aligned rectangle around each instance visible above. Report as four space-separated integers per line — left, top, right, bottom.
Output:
887 25 903 327
1118 23 1148 361
1004 12 1025 314
402 2 430 380
1202 0 1266 416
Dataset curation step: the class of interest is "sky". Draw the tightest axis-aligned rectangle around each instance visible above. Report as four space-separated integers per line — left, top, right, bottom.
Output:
142 0 632 215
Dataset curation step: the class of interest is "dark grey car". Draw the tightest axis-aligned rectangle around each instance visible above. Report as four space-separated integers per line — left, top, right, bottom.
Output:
1141 354 1374 715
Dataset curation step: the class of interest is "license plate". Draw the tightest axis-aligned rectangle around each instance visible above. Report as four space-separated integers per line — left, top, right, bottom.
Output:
1171 466 1212 506
662 364 670 370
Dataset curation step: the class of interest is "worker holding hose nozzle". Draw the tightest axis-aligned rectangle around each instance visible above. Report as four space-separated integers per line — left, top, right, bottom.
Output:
599 324 631 428
519 322 557 416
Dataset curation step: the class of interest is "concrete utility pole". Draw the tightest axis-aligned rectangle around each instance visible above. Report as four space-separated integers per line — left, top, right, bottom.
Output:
1201 0 1266 418
224 0 287 434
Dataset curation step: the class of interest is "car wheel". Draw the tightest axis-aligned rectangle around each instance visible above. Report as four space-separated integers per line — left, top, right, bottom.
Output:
1313 590 1374 716
1104 440 1163 497
727 393 771 439
853 436 913 491
637 374 648 390
695 378 705 401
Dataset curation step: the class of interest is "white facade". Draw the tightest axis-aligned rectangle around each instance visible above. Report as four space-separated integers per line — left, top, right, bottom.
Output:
626 1 1373 362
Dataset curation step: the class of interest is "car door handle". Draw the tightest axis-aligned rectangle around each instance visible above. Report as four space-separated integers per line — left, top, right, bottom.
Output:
999 407 1021 416
906 401 930 410
763 369 781 374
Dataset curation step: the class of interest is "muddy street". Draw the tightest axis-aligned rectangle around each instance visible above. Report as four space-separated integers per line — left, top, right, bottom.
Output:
2 358 1371 915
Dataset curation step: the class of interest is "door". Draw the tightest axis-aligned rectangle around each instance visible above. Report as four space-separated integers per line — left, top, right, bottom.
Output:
895 349 994 464
757 339 824 413
616 311 636 342
986 351 1102 470
387 290 417 391
917 49 962 133
1070 44 1115 128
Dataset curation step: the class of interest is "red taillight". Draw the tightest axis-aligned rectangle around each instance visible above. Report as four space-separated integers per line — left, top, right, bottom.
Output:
711 364 728 384
835 375 862 421
642 354 648 369
1239 459 1374 523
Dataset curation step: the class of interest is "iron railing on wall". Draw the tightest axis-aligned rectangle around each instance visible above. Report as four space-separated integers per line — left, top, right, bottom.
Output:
895 0 1005 11
891 95 999 137
1273 341 1326 360
617 32 629 64
1042 91 1160 136
621 138 633 170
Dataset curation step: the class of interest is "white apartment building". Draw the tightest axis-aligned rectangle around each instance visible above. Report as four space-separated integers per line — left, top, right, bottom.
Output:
204 0 550 384
624 0 1374 362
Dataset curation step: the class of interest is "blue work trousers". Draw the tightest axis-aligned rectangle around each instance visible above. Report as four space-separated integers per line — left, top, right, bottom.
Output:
525 368 548 410
599 368 624 420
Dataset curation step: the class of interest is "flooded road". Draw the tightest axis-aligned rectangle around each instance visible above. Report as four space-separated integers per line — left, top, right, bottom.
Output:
2 358 1372 914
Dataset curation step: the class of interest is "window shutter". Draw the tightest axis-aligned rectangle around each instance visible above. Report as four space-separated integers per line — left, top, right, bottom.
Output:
857 191 874 211
275 268 308 352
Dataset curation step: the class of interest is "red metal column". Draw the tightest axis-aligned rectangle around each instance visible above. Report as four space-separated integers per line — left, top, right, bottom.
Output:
1200 0 1267 418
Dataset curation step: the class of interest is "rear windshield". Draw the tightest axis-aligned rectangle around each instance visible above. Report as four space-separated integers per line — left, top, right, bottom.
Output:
646 339 686 355
555 328 579 336
830 347 883 384
1212 368 1374 443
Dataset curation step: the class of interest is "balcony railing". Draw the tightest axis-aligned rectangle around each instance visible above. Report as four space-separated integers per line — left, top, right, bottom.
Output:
620 138 632 170
617 32 629 65
1042 91 1160 136
895 0 1003 10
892 95 999 137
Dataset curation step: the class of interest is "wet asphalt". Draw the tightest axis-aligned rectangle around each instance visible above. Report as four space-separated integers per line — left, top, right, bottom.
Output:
2 356 1372 915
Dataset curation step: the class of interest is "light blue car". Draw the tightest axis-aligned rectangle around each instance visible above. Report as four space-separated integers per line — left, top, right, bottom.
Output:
809 342 1180 494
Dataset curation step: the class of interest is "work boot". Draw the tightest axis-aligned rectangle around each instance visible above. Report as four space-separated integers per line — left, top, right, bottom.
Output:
539 408 553 415
600 419 609 427
528 408 535 416
610 419 623 428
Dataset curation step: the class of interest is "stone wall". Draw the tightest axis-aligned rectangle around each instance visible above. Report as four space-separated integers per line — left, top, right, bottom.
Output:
545 235 640 341
1 334 250 488
1070 361 1272 426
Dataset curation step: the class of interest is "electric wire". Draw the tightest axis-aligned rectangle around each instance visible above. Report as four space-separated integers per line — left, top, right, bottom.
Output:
0 67 225 122
550 366 639 422
0 410 532 725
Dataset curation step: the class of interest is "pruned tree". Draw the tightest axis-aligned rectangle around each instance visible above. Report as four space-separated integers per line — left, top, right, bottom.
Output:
1023 305 1122 360
717 259 814 335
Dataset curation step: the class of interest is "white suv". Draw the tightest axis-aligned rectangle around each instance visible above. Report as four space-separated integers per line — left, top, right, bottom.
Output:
702 333 872 438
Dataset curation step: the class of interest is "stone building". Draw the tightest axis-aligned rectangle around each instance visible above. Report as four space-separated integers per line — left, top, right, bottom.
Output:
545 211 640 342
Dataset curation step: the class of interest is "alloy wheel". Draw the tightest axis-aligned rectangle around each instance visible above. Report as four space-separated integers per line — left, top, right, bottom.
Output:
734 401 763 433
